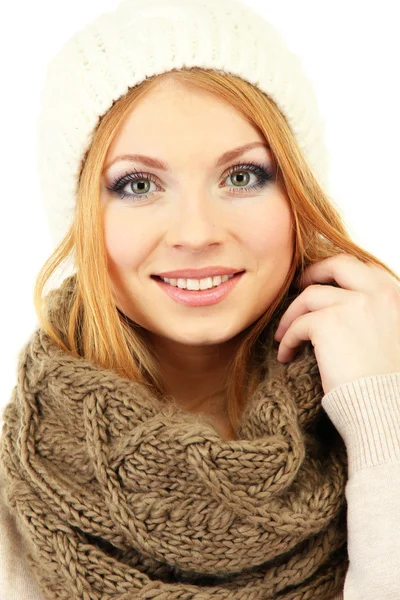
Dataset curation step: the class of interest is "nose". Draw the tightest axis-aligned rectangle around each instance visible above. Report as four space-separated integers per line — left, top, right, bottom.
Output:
165 192 225 252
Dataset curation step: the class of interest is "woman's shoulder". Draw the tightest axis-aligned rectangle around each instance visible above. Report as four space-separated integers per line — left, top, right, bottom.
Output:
0 468 44 600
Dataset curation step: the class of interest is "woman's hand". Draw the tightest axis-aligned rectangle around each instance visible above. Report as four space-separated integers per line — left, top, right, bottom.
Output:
274 254 400 395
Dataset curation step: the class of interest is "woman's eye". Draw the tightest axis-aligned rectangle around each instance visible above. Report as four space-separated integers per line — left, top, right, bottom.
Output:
106 170 159 202
225 167 269 194
224 162 275 195
106 162 274 203
121 176 155 199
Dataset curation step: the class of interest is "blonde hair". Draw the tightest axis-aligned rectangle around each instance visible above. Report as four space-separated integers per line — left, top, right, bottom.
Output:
34 67 400 432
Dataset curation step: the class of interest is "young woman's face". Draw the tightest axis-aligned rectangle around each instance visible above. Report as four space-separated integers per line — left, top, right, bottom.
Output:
101 77 294 349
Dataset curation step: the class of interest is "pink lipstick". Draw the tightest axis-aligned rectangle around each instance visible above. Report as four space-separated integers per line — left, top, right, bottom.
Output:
151 272 244 307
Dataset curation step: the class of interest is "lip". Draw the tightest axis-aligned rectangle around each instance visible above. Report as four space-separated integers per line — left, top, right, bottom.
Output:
152 272 244 307
155 267 244 279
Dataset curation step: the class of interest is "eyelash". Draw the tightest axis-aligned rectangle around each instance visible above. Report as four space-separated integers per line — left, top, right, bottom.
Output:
106 161 274 203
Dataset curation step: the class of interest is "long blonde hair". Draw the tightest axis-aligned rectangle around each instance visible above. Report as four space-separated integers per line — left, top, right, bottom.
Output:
34 67 399 432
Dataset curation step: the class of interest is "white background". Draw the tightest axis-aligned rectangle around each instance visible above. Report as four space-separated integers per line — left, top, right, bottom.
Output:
0 0 399 416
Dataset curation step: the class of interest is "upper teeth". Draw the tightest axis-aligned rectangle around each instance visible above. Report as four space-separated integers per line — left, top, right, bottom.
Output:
160 274 235 290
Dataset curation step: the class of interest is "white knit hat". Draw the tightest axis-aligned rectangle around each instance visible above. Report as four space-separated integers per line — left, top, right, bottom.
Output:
36 0 329 249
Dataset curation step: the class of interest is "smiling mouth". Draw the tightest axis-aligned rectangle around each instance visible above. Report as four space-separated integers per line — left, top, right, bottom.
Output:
151 271 245 306
151 271 244 291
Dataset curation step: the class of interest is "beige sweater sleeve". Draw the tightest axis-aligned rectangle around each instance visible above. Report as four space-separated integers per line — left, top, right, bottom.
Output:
322 373 400 599
1 373 400 600
0 472 43 599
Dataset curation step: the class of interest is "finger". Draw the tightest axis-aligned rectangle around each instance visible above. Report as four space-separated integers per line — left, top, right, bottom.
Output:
298 254 381 293
276 311 319 362
274 285 351 341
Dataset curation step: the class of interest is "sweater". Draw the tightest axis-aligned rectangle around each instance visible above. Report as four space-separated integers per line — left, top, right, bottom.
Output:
1 372 400 600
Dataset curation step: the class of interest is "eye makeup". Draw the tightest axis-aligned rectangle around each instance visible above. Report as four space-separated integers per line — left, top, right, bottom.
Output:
105 160 275 203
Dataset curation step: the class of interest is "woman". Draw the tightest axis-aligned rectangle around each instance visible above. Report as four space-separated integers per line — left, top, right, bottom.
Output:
1 0 399 598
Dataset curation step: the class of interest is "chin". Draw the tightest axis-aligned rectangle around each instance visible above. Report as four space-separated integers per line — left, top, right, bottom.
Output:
160 324 244 346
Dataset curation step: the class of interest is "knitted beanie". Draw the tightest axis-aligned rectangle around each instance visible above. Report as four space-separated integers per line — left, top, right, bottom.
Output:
36 0 329 250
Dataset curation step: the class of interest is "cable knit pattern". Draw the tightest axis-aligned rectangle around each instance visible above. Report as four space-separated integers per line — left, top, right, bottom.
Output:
36 0 329 248
0 276 348 600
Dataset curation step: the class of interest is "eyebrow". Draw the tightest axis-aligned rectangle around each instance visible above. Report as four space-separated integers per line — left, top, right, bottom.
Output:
103 142 269 172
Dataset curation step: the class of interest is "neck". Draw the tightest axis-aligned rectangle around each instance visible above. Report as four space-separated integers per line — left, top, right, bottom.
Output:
144 331 244 413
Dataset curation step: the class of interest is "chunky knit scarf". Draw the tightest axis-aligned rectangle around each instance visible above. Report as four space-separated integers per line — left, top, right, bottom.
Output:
0 276 348 600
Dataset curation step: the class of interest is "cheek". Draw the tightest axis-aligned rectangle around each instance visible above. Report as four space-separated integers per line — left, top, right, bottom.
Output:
243 200 294 258
103 208 147 270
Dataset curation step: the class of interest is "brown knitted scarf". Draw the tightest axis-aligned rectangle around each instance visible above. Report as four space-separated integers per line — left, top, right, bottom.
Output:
0 276 348 600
